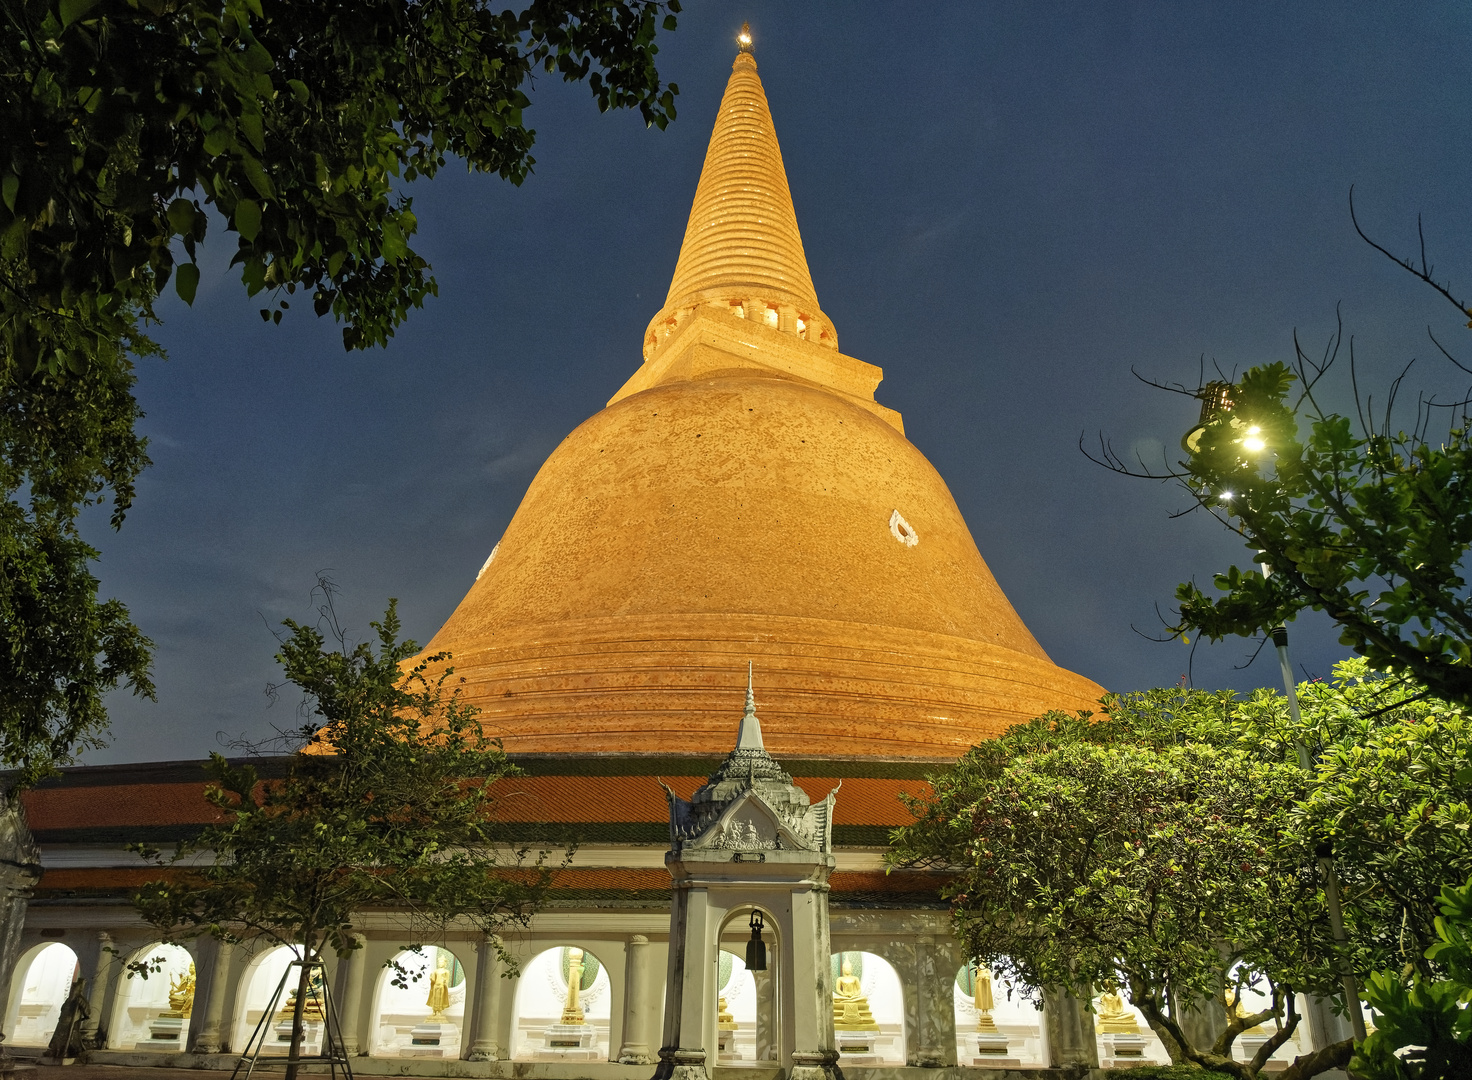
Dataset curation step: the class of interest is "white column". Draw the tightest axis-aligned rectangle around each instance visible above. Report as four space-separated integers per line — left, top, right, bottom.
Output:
617 934 653 1064
466 934 501 1061
1043 985 1099 1069
656 883 712 1080
192 937 235 1053
786 884 839 1080
752 970 774 1062
334 935 367 1056
79 931 114 1050
907 934 955 1067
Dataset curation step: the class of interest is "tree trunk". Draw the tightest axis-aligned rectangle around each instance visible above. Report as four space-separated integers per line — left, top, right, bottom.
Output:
284 953 313 1080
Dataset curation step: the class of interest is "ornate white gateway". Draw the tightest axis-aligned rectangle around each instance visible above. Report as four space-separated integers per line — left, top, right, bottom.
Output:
655 668 842 1080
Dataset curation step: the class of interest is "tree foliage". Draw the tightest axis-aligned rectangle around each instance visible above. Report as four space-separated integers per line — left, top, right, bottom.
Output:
0 0 679 783
1091 203 1472 705
131 592 553 1066
890 690 1340 1080
890 662 1472 1080
1173 351 1472 706
1352 878 1472 1080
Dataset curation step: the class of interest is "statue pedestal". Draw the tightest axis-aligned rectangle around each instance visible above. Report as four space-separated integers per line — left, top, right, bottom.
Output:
540 1023 598 1059
1102 1034 1153 1067
835 1032 875 1055
135 1015 184 1051
1237 1033 1274 1063
272 1018 323 1049
400 1021 456 1058
716 1024 739 1060
970 1032 1019 1066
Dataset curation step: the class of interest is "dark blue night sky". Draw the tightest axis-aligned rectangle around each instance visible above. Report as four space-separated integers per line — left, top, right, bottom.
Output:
87 2 1472 761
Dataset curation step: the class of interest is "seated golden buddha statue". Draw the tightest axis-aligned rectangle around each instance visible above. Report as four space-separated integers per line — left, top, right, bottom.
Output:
277 970 328 1024
1095 988 1140 1034
832 958 880 1032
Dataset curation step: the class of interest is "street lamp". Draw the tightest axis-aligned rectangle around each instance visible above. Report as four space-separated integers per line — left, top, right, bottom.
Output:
1184 383 1368 1043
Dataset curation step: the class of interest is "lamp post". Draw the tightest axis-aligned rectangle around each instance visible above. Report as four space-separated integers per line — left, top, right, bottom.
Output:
1185 387 1368 1043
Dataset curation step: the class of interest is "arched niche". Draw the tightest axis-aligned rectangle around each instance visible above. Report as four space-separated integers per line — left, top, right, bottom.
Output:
107 942 195 1050
715 906 779 1065
954 964 1046 1067
509 945 611 1061
1092 982 1169 1068
369 946 466 1058
714 949 757 1062
830 950 905 1065
6 942 79 1047
233 945 329 1057
1225 967 1311 1066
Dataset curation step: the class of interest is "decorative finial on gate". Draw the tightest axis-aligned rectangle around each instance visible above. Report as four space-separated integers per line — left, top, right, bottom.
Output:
737 662 765 751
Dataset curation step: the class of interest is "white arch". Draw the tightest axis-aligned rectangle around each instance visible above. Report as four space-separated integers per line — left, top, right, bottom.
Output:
954 964 1046 1066
6 942 79 1047
230 944 307 1057
831 950 906 1065
106 942 195 1050
1091 982 1168 1068
508 945 612 1061
369 946 467 1058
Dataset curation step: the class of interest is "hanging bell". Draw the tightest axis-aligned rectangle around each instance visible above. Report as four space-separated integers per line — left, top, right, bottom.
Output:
745 910 767 971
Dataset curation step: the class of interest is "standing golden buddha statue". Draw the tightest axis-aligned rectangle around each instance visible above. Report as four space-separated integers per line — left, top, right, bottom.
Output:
425 954 452 1020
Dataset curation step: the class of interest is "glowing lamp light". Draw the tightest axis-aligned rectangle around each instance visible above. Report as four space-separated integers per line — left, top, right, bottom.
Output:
737 22 753 52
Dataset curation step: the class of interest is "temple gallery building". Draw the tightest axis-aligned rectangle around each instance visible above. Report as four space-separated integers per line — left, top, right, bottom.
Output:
2 32 1348 1078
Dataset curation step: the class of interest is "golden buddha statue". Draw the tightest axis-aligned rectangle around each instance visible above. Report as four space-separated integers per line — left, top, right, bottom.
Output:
426 954 452 1020
1095 988 1140 1034
717 996 737 1031
561 948 587 1025
832 958 880 1032
276 968 327 1023
973 965 998 1033
162 962 196 1019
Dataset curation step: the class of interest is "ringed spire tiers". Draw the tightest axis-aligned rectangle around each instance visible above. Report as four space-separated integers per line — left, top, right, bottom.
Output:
634 24 839 366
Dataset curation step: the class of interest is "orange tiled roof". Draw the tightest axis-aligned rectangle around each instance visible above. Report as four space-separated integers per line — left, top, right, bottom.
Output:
21 756 934 844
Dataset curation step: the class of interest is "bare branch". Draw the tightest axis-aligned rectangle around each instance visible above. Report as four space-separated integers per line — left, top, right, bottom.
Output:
1351 186 1472 321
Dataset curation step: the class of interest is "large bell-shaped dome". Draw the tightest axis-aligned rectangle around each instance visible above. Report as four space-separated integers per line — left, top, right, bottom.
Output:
422 45 1103 759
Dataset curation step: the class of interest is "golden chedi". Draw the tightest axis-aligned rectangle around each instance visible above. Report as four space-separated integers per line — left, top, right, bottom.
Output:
421 28 1103 759
833 958 880 1032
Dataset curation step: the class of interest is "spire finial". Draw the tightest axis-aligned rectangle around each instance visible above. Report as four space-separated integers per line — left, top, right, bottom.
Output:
737 22 754 54
736 662 765 751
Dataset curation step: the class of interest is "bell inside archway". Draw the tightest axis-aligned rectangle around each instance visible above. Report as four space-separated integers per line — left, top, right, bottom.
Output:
745 910 767 971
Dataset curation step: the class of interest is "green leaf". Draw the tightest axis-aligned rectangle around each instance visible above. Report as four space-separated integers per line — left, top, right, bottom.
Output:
59 0 102 26
174 263 200 305
166 198 196 235
1 173 17 212
235 198 262 242
240 155 274 199
239 112 265 153
287 79 309 104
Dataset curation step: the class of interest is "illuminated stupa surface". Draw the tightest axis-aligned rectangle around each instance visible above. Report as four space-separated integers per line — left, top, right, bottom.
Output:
424 36 1104 759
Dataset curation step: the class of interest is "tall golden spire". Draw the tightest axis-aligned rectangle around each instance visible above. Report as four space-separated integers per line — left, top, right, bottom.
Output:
639 24 837 361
